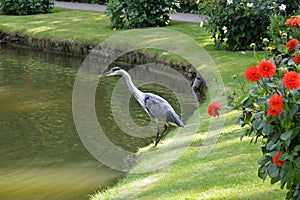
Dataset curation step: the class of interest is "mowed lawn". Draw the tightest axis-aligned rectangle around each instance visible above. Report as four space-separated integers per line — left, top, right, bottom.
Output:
0 8 287 199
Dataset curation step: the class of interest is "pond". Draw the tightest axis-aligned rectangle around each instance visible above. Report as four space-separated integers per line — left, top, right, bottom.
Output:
0 45 126 200
0 45 197 199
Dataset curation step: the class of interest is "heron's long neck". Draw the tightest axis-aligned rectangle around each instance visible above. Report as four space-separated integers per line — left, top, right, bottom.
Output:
121 71 144 101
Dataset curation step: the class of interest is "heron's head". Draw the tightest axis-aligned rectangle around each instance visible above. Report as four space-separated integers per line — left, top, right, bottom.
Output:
99 67 124 78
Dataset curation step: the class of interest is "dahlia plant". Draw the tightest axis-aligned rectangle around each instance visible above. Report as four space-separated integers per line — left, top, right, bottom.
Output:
209 15 300 199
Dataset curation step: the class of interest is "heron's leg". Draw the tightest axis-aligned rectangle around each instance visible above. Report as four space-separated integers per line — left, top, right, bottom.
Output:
158 124 168 142
155 126 160 146
155 124 167 146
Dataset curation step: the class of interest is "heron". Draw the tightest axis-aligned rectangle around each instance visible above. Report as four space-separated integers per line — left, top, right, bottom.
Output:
99 67 184 146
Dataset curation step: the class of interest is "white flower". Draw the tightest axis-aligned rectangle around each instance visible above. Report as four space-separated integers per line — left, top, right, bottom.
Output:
227 0 233 5
246 2 253 8
222 26 228 33
279 4 286 11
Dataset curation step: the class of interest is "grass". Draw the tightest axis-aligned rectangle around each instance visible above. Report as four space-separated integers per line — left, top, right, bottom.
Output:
91 110 286 200
0 8 118 44
0 8 286 199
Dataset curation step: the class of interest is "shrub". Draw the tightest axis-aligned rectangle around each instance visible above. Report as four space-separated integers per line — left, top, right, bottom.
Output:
0 0 54 15
106 0 176 29
203 0 300 50
55 0 109 4
268 12 300 55
198 0 221 16
225 16 300 199
176 0 199 14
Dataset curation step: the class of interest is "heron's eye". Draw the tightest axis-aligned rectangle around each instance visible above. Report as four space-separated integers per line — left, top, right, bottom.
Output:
112 67 121 72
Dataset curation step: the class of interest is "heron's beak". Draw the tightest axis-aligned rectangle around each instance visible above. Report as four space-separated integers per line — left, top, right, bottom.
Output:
98 71 110 78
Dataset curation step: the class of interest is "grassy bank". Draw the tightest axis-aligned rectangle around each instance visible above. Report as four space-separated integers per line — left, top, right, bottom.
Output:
0 8 286 199
0 8 118 55
92 116 285 200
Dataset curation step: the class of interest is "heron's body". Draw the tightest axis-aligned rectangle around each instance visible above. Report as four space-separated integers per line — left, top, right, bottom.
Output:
100 67 184 146
143 93 184 127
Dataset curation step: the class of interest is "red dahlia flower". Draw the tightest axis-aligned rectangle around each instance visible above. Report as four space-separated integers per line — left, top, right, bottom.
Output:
208 101 221 117
282 71 300 90
272 152 286 168
285 17 300 30
244 66 261 82
267 94 284 117
294 55 300 64
258 60 276 78
286 39 299 51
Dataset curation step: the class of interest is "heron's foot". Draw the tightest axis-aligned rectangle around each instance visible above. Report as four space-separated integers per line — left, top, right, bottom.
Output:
155 132 162 146
154 125 168 146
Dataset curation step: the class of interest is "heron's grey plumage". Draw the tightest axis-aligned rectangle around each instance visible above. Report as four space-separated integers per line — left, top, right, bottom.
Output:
100 67 184 146
143 93 184 127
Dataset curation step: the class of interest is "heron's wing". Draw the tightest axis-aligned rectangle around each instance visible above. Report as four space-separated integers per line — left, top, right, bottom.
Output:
143 93 184 127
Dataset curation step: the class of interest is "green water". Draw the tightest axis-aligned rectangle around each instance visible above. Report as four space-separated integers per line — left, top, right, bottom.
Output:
0 45 196 200
0 45 125 200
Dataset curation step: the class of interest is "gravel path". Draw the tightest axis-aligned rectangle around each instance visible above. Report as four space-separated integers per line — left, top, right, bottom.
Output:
54 1 205 23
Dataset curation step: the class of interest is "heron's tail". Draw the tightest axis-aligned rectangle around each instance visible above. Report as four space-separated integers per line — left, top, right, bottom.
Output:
176 118 184 128
167 111 184 128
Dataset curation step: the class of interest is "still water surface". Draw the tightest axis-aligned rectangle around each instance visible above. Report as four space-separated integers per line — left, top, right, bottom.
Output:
0 45 127 200
0 45 189 200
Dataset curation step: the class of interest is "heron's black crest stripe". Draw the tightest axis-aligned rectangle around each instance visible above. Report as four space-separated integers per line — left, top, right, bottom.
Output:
112 67 121 72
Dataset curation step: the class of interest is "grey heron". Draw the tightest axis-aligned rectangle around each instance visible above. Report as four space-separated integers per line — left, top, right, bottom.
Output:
99 67 184 146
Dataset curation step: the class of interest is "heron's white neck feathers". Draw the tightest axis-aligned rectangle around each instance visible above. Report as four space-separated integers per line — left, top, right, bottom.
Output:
120 70 144 103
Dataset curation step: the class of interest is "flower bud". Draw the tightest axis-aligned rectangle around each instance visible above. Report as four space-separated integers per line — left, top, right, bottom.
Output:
266 46 275 52
266 47 272 51
281 32 288 37
281 68 288 74
263 38 269 44
250 43 256 48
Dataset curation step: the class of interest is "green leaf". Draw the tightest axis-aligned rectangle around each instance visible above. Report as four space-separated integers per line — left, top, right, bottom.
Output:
241 97 254 107
282 161 294 177
270 177 280 184
286 180 293 190
258 156 270 165
282 116 292 129
253 119 263 131
279 153 293 161
295 158 300 169
280 130 293 141
257 97 268 105
266 140 280 151
255 111 263 119
293 145 300 153
279 110 287 121
288 58 295 66
266 82 277 88
290 105 298 117
258 165 268 180
268 163 280 178
262 121 273 135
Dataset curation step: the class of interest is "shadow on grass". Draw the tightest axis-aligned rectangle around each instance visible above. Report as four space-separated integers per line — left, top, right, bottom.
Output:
94 128 286 200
